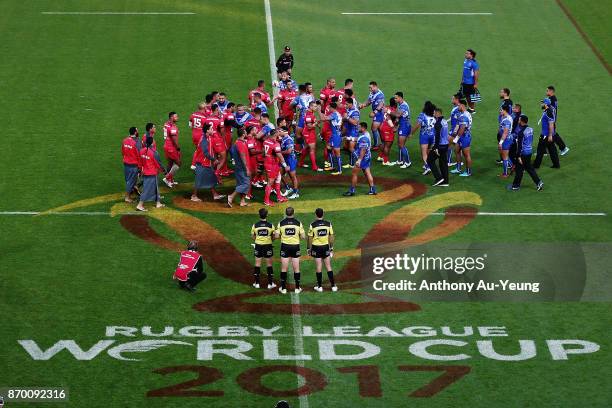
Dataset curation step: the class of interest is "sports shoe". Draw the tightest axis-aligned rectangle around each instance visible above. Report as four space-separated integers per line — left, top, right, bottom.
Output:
263 200 275 206
368 189 377 195
438 183 449 187
268 282 277 289
245 194 253 200
324 166 334 171
281 188 293 197
422 168 431 176
324 161 331 167
279 287 287 294
172 181 179 185
450 168 462 174
288 191 300 199
314 286 323 292
277 196 289 203
252 283 260 289
498 173 509 178
377 156 384 162
399 162 412 169
537 181 544 191
448 162 456 167
316 168 324 172
495 159 503 165
386 161 396 166
560 147 570 156
162 178 173 188
433 179 445 186
343 191 355 197
459 171 471 177
302 164 309 168
294 288 303 294
506 184 520 191
342 163 352 169
331 171 342 176
331 285 338 292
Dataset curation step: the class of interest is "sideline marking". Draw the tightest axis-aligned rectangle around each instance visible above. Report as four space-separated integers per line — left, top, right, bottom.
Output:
264 1 308 406
42 11 196 15
342 12 492 15
555 0 611 75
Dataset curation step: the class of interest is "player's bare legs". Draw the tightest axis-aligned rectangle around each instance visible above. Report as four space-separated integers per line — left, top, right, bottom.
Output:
291 257 301 292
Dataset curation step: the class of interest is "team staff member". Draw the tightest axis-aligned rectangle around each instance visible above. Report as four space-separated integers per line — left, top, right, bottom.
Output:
136 136 165 212
533 98 560 169
275 207 306 294
251 208 276 289
546 86 570 156
427 108 450 187
460 49 479 113
308 208 338 292
509 115 544 191
122 127 141 202
227 128 251 208
173 241 206 292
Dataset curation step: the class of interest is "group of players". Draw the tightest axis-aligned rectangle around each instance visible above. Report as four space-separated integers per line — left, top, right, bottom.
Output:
122 64 570 210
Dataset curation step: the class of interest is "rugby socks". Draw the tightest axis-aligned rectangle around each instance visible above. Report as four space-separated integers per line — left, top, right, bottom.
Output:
502 160 509 176
336 155 342 172
274 182 282 198
372 129 380 147
309 150 317 169
316 272 323 287
403 147 411 164
369 185 377 194
253 266 261 285
264 184 272 202
348 186 356 194
267 266 274 284
447 149 453 164
456 162 462 172
349 151 355 166
327 271 335 286
280 272 287 290
328 152 333 168
168 163 180 177
294 272 301 289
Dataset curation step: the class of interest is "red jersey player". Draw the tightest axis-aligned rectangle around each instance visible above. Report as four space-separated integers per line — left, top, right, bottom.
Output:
298 101 321 171
163 112 181 188
248 80 271 107
275 81 298 123
263 130 289 206
189 103 208 146
379 100 397 165
319 78 336 111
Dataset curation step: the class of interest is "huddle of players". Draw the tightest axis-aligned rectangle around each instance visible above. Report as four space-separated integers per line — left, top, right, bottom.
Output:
494 85 569 191
251 207 337 294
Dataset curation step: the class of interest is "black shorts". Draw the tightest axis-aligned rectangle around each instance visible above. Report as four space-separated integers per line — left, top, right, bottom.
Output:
254 244 273 259
460 83 475 101
280 244 301 258
310 244 331 259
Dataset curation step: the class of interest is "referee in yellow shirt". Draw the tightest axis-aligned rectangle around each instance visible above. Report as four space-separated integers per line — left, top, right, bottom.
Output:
251 208 276 289
308 208 337 292
275 206 305 294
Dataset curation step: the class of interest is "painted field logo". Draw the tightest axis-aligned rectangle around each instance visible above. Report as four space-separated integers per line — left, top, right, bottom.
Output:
42 174 482 314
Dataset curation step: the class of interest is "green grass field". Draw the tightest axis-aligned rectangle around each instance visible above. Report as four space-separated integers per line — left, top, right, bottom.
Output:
1 1 611 407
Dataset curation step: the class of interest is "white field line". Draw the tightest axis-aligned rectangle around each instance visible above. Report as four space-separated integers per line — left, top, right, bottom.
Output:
342 12 493 16
42 12 196 15
264 0 307 406
0 211 606 217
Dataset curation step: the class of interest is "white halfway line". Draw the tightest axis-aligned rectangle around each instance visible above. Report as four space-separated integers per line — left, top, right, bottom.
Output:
42 12 196 15
0 211 606 217
342 12 493 15
264 1 308 408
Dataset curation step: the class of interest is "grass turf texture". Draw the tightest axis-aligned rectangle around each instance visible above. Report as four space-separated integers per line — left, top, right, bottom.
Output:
1 0 611 407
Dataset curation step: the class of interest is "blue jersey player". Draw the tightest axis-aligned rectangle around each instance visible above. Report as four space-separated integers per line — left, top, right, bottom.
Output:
498 105 514 177
410 101 436 175
392 91 412 168
318 102 344 175
343 98 361 168
359 81 385 148
291 84 315 150
450 99 473 177
344 122 376 196
278 118 300 199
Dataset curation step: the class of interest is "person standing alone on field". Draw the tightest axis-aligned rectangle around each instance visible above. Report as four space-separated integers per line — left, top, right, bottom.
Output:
546 86 570 156
276 45 294 78
460 49 479 113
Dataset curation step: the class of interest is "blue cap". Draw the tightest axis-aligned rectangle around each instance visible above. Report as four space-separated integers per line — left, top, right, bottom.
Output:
542 97 552 105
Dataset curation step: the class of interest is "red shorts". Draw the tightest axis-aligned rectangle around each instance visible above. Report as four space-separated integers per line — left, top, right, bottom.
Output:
164 147 181 162
304 129 317 145
381 127 395 142
264 163 280 179
282 110 295 122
